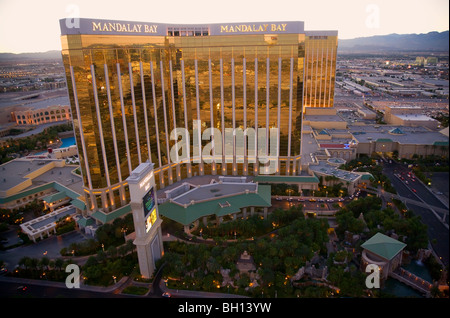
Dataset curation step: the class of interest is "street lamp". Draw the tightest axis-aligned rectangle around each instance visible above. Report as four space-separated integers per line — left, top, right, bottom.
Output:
287 189 293 202
122 227 127 242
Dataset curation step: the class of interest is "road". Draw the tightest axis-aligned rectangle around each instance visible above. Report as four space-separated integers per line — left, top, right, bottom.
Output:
382 160 449 266
0 231 87 271
0 279 129 298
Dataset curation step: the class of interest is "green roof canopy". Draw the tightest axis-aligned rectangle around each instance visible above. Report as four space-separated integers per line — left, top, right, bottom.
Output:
376 138 393 143
360 173 374 180
361 232 406 261
159 184 271 225
91 204 132 224
71 198 86 210
433 141 448 146
42 191 68 203
77 216 95 227
253 175 319 184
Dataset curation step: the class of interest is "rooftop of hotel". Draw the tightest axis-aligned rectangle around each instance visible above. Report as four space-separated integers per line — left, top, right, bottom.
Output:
300 131 321 164
0 159 56 192
304 114 347 122
171 180 258 206
159 183 271 225
393 114 438 122
349 124 448 145
0 158 82 195
309 160 363 182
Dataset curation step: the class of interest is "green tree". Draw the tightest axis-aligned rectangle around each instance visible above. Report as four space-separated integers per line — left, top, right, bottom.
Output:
39 257 50 271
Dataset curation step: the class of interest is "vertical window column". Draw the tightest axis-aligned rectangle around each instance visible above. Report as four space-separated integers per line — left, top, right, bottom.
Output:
104 64 123 208
70 65 92 190
150 61 164 187
91 64 111 211
116 63 132 177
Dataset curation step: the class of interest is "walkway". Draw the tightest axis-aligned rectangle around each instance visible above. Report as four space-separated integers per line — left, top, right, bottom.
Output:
364 188 449 217
0 273 129 294
389 267 432 297
158 279 248 298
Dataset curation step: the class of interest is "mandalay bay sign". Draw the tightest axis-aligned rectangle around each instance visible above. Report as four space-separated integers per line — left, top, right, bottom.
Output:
60 18 304 36
170 121 279 174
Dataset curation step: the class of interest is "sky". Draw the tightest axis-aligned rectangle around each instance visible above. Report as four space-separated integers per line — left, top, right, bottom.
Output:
0 0 448 53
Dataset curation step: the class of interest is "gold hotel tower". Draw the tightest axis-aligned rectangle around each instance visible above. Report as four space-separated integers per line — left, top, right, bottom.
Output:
60 18 337 221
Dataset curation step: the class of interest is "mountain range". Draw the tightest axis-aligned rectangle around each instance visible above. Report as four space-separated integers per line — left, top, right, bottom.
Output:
0 50 62 62
338 30 449 53
0 30 448 60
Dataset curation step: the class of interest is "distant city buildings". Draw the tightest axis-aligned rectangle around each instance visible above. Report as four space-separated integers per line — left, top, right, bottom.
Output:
336 55 449 98
0 61 66 93
415 56 438 66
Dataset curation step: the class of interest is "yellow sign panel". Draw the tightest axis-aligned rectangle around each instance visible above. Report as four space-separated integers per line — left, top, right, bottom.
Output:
145 207 158 232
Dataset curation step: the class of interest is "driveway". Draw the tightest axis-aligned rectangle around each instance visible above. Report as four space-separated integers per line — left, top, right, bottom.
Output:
0 231 87 270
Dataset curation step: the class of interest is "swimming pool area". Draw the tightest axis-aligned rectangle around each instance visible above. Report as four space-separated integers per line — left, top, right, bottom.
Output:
34 136 76 156
59 136 76 148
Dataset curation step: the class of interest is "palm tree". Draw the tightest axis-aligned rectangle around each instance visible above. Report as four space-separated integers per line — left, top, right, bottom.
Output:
29 258 39 270
55 258 64 271
126 239 135 253
424 144 429 157
431 144 437 156
39 257 50 271
18 256 31 270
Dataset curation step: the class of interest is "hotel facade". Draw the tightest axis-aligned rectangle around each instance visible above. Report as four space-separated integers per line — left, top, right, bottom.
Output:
59 18 337 219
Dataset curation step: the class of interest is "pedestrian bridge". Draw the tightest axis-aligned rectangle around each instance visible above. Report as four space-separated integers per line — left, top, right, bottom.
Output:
389 267 432 297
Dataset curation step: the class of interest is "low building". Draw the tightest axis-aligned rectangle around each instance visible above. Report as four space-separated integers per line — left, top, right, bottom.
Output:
350 124 449 159
308 160 373 194
236 251 257 274
19 205 78 243
360 232 406 282
0 158 84 210
387 113 440 130
13 104 72 126
303 107 348 130
158 177 271 233
0 158 87 242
